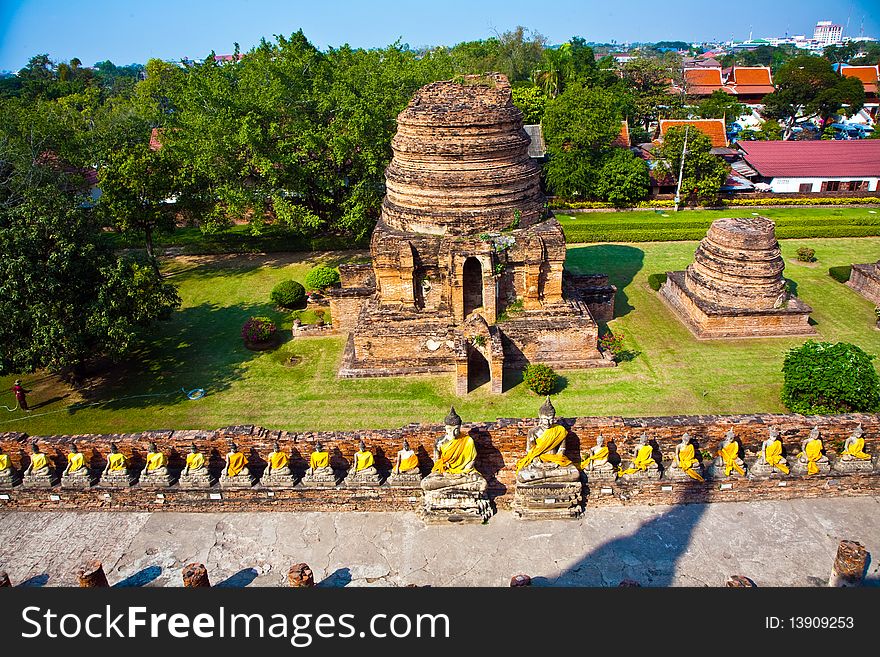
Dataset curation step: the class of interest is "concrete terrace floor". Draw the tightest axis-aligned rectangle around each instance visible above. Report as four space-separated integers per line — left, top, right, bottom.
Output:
1 497 878 587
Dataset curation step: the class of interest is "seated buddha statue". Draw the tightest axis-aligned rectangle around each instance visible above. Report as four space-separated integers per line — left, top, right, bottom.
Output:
139 441 173 487
262 441 296 487
301 441 337 486
344 440 381 486
834 424 874 473
61 443 93 489
0 446 19 488
100 442 134 486
22 442 56 488
219 441 255 488
710 429 746 478
515 397 580 485
178 443 214 488
666 433 705 482
421 407 487 494
580 434 616 479
387 439 421 486
751 428 789 477
617 433 660 480
793 427 830 476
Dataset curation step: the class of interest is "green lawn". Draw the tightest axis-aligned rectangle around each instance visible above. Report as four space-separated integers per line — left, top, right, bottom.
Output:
557 207 880 243
3 237 880 435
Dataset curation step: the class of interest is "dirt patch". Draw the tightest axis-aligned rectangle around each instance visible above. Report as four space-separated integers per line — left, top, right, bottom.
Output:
162 250 370 276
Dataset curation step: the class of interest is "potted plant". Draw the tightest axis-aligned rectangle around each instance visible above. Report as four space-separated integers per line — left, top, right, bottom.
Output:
314 309 326 326
241 316 278 350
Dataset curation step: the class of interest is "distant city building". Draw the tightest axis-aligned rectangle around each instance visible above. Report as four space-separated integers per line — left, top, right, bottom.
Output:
813 21 843 46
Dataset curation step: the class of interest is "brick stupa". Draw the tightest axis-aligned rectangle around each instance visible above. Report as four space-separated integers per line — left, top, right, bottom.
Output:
329 73 615 393
660 216 816 338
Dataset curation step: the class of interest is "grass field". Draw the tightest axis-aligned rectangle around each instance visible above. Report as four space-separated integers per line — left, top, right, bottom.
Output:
557 207 880 243
3 237 880 435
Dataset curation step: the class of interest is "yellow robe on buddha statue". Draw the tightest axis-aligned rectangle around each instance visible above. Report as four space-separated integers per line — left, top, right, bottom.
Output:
395 452 419 473
719 441 745 476
676 443 705 482
67 452 85 473
619 444 655 476
310 451 329 470
146 452 167 471
186 452 205 471
516 424 571 472
845 437 871 460
268 451 289 470
30 453 48 472
354 450 374 471
107 452 127 471
763 440 789 474
432 436 477 475
227 452 247 477
0 454 9 471
802 439 823 475
580 446 609 470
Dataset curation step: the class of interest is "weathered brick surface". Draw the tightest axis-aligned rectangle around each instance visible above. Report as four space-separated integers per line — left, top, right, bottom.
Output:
1 412 877 511
847 263 880 306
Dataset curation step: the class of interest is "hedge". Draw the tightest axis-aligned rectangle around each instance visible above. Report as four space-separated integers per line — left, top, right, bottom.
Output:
647 273 667 291
828 266 852 283
551 197 880 210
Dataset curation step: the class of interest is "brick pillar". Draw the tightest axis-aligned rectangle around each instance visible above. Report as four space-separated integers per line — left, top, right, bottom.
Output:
182 563 210 588
829 540 868 587
509 574 531 587
288 563 315 588
726 575 756 587
77 561 109 587
0 571 10 587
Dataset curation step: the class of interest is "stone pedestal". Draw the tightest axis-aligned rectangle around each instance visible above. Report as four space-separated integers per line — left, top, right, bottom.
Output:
747 460 789 479
512 481 583 519
99 470 134 488
299 470 339 488
832 456 875 475
261 468 297 488
791 456 831 476
0 469 20 489
847 262 880 305
219 472 255 489
343 470 383 487
177 469 215 489
582 465 617 485
829 540 868 587
708 460 747 479
138 468 174 488
421 488 493 524
664 462 706 482
387 471 422 487
21 470 57 489
616 466 661 482
61 470 94 489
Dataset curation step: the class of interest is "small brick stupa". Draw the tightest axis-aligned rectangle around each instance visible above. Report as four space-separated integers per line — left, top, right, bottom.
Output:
329 73 615 393
660 216 816 338
847 260 880 305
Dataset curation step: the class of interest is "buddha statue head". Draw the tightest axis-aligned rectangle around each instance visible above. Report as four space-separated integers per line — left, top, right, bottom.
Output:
767 427 780 442
637 432 649 447
228 441 239 454
596 434 605 447
723 428 736 444
444 407 462 440
70 443 80 454
358 439 367 452
148 441 158 453
189 443 199 454
851 424 864 438
809 426 820 441
680 433 692 446
109 442 119 454
402 438 411 452
31 441 41 454
315 441 324 453
538 397 556 430
273 441 281 453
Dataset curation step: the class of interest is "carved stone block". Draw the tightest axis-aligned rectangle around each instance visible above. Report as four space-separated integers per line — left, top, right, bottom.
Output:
386 472 423 487
177 470 215 489
61 471 95 489
421 488 493 524
512 481 583 519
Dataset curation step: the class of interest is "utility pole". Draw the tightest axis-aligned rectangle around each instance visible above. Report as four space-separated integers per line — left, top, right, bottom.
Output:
674 125 690 212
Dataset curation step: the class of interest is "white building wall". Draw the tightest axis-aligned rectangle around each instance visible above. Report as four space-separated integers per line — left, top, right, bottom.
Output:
769 176 879 193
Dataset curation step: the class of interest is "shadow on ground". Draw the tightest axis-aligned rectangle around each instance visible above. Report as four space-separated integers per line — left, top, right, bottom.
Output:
566 244 645 317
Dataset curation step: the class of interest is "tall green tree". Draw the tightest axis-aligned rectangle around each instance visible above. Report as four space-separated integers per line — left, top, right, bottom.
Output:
657 126 729 206
620 56 683 133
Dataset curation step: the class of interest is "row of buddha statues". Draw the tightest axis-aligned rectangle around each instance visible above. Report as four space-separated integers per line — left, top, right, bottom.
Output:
0 400 875 494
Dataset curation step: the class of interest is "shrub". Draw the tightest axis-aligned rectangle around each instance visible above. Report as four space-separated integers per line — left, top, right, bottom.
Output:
270 280 306 309
304 265 340 291
795 247 816 262
648 273 667 291
782 341 880 414
828 265 852 283
598 332 625 357
241 316 277 344
522 363 558 396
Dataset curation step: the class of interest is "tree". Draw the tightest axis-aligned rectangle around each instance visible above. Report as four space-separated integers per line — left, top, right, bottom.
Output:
511 85 546 123
782 341 880 414
620 56 683 133
593 148 650 207
762 56 865 139
657 126 729 206
694 90 747 127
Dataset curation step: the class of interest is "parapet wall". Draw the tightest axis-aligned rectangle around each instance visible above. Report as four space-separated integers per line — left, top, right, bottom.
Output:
1 412 878 512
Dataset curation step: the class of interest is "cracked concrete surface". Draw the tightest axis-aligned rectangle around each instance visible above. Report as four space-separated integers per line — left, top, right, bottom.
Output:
1 497 878 587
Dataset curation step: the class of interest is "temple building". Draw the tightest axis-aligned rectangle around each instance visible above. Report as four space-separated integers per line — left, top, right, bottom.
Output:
329 73 615 393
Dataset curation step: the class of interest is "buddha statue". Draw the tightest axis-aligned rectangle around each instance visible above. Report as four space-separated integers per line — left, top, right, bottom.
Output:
139 441 173 487
666 433 705 482
420 408 491 523
343 440 382 486
0 445 19 488
710 429 746 478
178 443 215 489
617 433 661 480
262 441 296 487
22 442 56 488
833 424 875 474
580 434 616 480
219 441 255 488
750 428 789 477
100 442 134 487
301 441 337 487
515 397 580 484
61 443 93 489
387 439 422 486
793 427 830 476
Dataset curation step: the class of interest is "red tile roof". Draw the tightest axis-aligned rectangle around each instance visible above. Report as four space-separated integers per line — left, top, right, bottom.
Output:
659 119 728 148
611 121 630 148
841 65 879 94
729 66 775 97
682 68 733 95
738 140 880 178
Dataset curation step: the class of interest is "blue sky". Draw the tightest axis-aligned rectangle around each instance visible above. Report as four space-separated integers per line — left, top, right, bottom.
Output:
1 0 878 71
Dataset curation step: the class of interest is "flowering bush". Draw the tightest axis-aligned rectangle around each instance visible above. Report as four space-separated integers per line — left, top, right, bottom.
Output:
241 316 277 344
522 363 558 396
598 332 625 357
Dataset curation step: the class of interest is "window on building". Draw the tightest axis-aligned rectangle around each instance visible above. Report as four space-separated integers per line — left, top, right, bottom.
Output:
799 183 813 193
821 181 841 192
